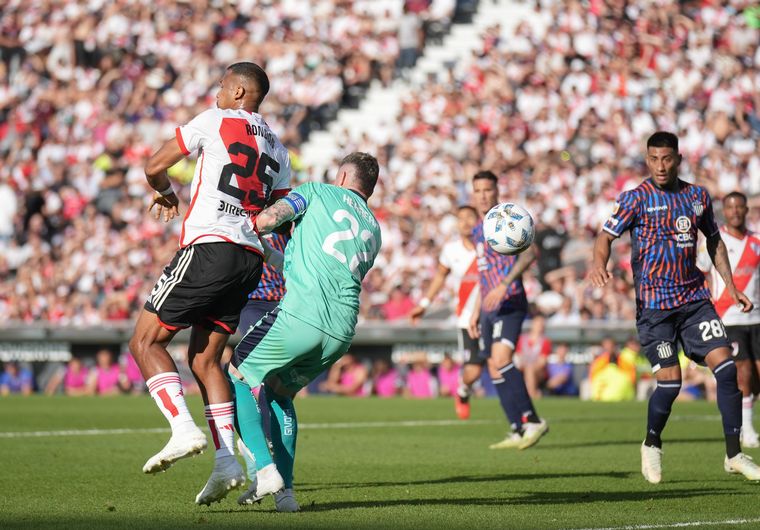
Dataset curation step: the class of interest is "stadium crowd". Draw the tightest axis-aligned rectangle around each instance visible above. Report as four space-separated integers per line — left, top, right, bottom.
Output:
0 0 759 380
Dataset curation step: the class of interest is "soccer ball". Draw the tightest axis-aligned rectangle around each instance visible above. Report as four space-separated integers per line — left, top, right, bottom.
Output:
483 202 535 255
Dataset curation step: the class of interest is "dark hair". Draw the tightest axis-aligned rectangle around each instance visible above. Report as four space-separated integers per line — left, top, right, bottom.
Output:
646 131 679 152
227 62 270 100
723 191 747 205
340 152 379 196
458 205 478 216
472 170 498 183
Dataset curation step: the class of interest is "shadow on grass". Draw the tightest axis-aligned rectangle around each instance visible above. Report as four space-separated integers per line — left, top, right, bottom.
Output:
541 437 723 450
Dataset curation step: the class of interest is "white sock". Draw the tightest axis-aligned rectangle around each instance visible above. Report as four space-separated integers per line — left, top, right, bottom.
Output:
146 372 195 433
742 395 755 432
205 402 235 460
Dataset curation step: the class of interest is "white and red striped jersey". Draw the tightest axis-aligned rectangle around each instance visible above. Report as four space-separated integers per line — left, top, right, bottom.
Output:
698 227 760 326
175 107 291 253
439 239 479 329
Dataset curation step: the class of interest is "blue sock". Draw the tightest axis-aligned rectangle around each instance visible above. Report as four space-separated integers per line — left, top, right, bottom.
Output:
492 376 521 433
265 387 297 489
714 359 742 458
645 379 681 448
499 362 539 423
232 378 273 470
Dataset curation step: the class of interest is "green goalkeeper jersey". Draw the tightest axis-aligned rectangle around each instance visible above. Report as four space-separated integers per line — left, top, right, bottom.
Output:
279 182 382 341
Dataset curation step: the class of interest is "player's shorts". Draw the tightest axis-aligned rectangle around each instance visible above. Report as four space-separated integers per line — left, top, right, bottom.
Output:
145 243 263 334
477 306 527 360
726 324 760 362
637 299 731 372
232 307 351 393
239 299 280 337
458 328 484 365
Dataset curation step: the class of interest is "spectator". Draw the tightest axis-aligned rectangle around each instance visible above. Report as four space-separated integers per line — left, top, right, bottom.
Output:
0 361 34 396
86 349 127 396
436 354 460 397
45 357 90 396
404 359 437 398
545 343 578 396
371 357 401 397
320 354 369 397
382 286 416 321
515 315 552 398
584 338 636 402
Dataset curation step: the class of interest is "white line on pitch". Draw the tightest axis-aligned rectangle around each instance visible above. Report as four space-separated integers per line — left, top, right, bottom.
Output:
0 419 495 439
571 517 760 530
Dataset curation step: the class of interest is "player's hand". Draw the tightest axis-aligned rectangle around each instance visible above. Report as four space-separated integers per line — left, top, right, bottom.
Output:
149 192 180 222
589 266 612 288
468 315 480 340
409 305 426 325
731 288 754 313
482 284 507 312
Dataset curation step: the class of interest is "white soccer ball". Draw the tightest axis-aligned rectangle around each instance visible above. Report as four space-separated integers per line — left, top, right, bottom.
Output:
483 202 535 255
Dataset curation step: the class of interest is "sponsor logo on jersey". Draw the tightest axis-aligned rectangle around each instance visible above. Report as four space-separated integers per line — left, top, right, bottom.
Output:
676 216 691 232
656 341 673 359
675 216 694 248
646 205 668 213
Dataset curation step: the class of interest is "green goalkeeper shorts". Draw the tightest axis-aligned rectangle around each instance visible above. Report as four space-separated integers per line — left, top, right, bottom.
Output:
232 307 351 393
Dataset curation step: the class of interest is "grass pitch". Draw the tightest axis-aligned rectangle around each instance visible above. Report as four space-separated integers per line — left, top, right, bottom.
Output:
1 396 759 529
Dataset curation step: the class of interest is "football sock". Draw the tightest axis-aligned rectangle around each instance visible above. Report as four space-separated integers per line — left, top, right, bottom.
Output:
742 395 754 432
265 387 297 489
645 380 680 448
232 378 273 470
714 359 742 458
492 375 522 433
146 372 195 433
499 362 540 424
456 381 472 402
204 402 235 460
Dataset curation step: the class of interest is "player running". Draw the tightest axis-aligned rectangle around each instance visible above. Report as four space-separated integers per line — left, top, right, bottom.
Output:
228 152 381 510
409 205 481 420
591 131 760 483
127 62 292 505
698 192 760 448
468 170 548 450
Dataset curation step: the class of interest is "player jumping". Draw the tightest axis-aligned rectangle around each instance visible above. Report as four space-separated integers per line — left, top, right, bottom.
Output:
128 62 292 505
409 205 481 420
468 170 548 450
591 131 760 483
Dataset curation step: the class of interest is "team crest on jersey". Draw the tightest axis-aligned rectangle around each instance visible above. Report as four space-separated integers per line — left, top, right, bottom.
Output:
656 342 673 359
676 216 691 233
691 201 704 216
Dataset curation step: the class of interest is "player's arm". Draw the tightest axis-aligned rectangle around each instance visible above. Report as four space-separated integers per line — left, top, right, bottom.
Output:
482 246 536 312
145 138 185 222
468 289 482 339
590 231 616 287
706 233 754 312
409 263 451 324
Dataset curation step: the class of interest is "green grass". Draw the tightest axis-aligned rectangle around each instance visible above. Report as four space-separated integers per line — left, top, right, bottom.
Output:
1 396 758 529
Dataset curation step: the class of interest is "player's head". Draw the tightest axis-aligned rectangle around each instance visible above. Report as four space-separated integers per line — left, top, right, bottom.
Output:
337 152 379 199
217 62 270 111
456 205 478 238
645 131 681 189
471 170 498 216
723 191 748 230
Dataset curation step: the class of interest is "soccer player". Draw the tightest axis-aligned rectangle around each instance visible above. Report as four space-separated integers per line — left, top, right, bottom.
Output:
127 62 292 505
467 170 548 450
591 131 760 483
409 205 481 419
698 192 760 448
229 152 381 510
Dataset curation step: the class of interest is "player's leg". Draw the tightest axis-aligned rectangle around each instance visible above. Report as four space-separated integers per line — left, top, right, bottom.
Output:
454 328 482 419
680 301 760 480
263 382 300 512
727 326 759 447
637 308 680 484
131 311 206 472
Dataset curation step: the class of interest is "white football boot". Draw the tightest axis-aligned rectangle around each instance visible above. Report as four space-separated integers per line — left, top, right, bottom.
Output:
518 419 549 450
489 432 522 450
274 489 300 512
724 453 760 480
640 442 663 484
195 456 245 505
741 428 760 449
143 427 207 474
256 463 285 498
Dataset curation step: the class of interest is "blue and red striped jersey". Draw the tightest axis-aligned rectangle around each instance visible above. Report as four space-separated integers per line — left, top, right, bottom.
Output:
603 178 718 310
249 233 288 301
472 222 527 311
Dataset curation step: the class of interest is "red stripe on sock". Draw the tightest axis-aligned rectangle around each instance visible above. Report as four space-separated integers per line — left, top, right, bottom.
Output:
156 388 179 418
147 375 181 391
207 419 221 450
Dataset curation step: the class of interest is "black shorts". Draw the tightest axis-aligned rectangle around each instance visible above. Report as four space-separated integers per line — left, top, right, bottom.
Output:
726 324 760 362
637 299 731 372
145 243 263 334
239 299 280 336
458 328 483 366
478 305 527 360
